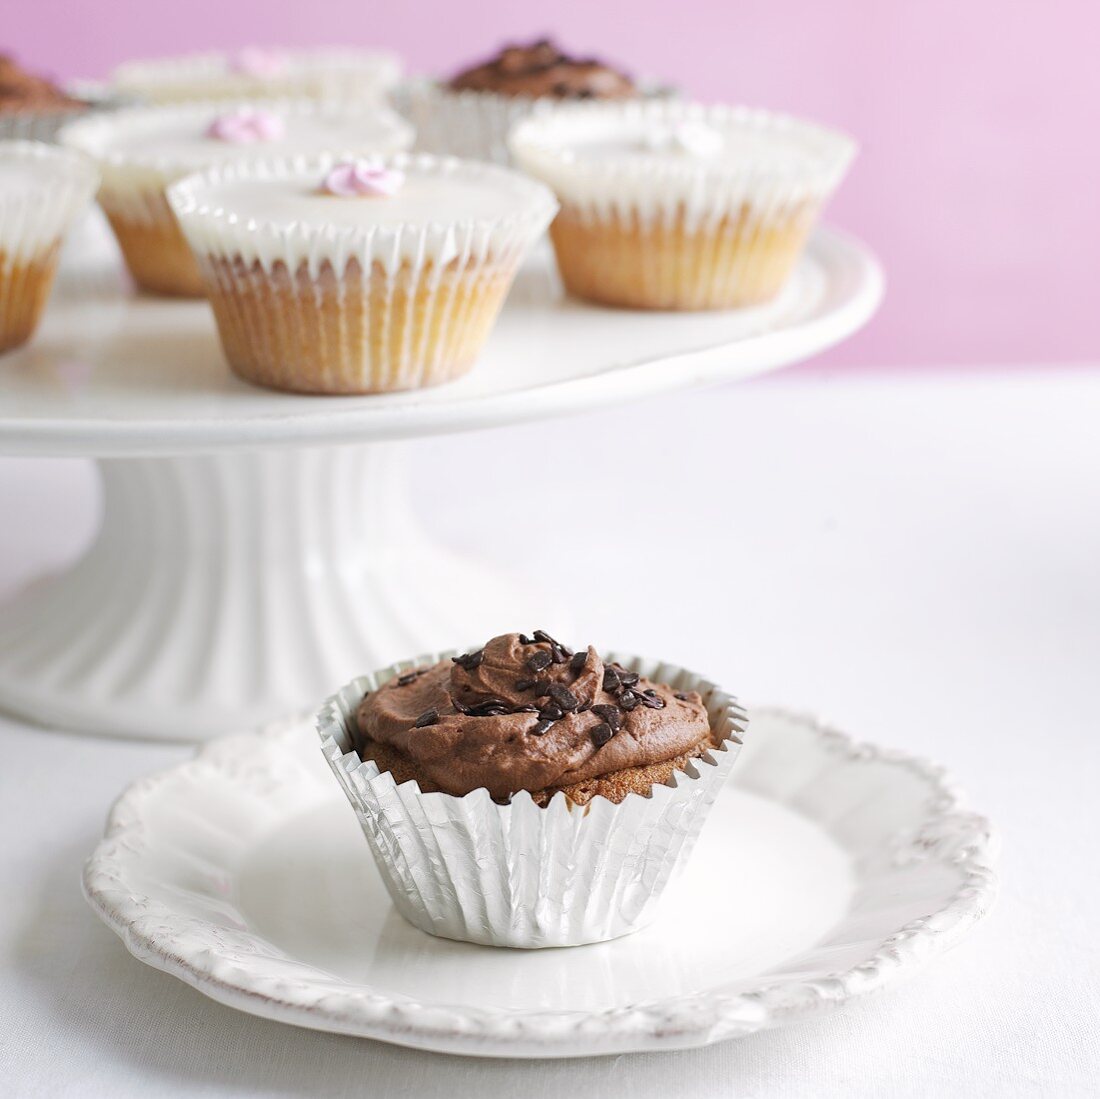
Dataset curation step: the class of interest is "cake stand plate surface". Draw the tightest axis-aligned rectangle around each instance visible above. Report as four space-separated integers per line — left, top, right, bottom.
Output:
83 708 997 1059
0 218 881 739
0 222 881 456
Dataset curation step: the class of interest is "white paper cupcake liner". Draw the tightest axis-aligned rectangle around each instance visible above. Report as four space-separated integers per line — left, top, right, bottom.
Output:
318 650 748 948
0 106 92 145
392 80 677 166
59 100 415 222
391 80 557 165
167 152 557 275
0 140 99 261
509 100 857 233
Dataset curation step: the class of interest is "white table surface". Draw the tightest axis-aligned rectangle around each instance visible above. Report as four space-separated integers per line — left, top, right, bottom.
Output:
2 366 1098 1097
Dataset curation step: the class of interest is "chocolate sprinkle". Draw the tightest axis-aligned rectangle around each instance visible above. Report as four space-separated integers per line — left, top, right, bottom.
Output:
591 704 622 731
568 651 587 674
590 723 613 747
619 690 639 711
526 649 552 673
414 708 439 728
674 691 689 701
514 678 535 691
396 671 420 686
452 649 484 671
539 704 563 722
530 719 554 736
640 693 666 709
545 683 579 712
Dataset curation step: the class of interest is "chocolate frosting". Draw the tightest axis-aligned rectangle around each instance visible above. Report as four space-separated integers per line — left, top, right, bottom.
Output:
0 55 83 113
448 39 635 100
355 631 711 799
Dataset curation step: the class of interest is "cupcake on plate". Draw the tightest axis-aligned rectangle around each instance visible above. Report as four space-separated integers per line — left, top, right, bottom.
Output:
110 47 401 106
0 54 89 144
318 631 747 947
0 141 98 353
60 101 413 297
510 100 857 310
168 153 556 394
394 37 642 165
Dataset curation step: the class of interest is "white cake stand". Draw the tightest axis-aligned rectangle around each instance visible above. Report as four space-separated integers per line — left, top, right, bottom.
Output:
0 217 882 739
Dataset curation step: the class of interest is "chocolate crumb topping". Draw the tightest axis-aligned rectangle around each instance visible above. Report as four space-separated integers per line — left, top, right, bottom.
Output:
354 632 710 800
590 723 613 748
449 40 636 100
0 54 85 114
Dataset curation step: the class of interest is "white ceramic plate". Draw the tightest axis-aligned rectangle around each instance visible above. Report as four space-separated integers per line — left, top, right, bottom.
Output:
0 218 881 456
83 708 996 1058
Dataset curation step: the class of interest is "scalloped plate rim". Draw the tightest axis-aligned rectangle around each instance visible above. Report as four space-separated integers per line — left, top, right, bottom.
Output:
82 706 998 1058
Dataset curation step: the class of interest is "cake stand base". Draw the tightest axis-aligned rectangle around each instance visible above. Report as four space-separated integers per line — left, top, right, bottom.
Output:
0 444 551 740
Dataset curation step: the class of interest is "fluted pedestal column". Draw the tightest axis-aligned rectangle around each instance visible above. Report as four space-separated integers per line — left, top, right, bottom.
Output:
0 444 550 740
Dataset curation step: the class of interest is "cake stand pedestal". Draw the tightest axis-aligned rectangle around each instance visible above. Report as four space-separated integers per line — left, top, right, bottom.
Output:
0 222 881 739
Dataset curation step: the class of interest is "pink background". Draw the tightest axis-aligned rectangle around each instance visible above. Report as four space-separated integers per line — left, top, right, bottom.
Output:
11 0 1098 367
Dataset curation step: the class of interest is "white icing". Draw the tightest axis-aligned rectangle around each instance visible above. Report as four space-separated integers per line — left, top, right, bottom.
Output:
0 156 65 200
60 102 412 176
509 101 857 231
0 141 98 259
168 153 557 276
198 173 536 230
111 48 402 104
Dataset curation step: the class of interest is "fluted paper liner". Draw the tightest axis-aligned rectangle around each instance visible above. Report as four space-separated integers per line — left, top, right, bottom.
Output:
392 79 677 167
0 140 99 351
510 101 856 309
168 153 556 392
318 650 747 948
0 106 90 146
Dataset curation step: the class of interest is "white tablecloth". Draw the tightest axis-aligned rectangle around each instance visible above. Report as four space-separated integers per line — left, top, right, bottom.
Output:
2 368 1098 1097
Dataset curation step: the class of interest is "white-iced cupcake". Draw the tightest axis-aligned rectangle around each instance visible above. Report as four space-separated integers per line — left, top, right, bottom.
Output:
168 154 556 394
318 632 747 948
60 101 414 296
111 47 402 106
394 38 642 165
510 100 857 310
0 141 98 353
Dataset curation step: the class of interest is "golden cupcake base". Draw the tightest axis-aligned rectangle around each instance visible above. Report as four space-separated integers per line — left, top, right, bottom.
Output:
202 254 517 395
101 192 205 298
550 205 818 311
0 246 60 354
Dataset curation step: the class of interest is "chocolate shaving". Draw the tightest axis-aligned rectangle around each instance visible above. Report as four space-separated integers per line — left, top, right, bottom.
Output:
591 704 622 731
674 691 689 701
619 690 639 711
414 708 439 728
526 649 552 673
539 704 563 722
546 683 579 712
514 678 535 691
452 649 484 671
590 723 613 747
568 650 587 674
530 719 554 736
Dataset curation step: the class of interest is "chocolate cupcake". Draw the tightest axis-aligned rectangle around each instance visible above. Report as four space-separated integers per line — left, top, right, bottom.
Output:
0 55 88 144
449 38 635 101
319 632 747 947
394 38 647 165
